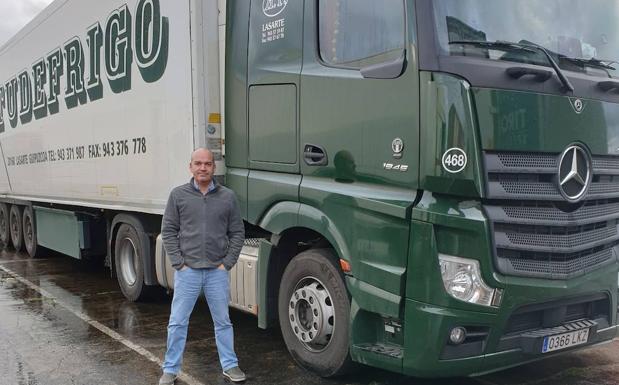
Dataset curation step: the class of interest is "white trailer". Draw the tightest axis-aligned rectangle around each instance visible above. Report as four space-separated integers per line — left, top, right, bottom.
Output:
0 0 255 306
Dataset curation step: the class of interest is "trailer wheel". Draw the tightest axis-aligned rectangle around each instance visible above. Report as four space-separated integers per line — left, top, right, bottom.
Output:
9 205 24 252
278 249 352 377
115 223 147 301
22 207 40 258
0 203 10 248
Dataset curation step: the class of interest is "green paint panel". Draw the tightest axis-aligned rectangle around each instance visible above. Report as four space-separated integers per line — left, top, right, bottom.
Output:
224 0 250 168
247 170 301 224
347 276 402 318
249 84 298 171
258 201 300 234
225 168 249 220
300 177 415 297
401 266 619 376
419 72 485 198
299 2 420 190
34 207 82 259
247 0 303 86
408 195 501 313
402 298 493 377
474 88 619 155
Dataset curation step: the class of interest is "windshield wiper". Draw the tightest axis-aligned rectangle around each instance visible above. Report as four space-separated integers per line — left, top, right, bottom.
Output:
449 40 537 54
559 56 616 71
448 40 575 92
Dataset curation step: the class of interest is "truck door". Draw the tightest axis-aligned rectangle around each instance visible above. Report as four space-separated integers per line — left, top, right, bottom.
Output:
298 0 420 290
245 0 303 222
300 0 419 189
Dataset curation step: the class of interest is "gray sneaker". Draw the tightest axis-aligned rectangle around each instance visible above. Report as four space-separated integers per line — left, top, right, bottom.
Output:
158 372 177 385
223 366 246 382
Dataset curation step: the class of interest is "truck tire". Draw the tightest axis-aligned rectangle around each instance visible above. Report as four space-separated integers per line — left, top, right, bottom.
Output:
9 205 24 252
0 203 10 248
278 248 352 377
115 223 148 302
22 207 39 258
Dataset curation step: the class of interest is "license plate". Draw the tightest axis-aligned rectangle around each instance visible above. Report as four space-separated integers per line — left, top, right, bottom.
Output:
542 328 590 353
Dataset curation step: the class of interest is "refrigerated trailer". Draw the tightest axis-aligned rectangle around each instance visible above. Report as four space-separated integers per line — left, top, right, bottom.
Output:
1 0 618 378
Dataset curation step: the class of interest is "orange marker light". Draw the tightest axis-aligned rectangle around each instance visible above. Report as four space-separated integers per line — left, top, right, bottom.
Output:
340 259 352 273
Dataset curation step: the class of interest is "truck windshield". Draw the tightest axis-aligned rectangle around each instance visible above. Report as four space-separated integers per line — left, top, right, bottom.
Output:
433 0 619 78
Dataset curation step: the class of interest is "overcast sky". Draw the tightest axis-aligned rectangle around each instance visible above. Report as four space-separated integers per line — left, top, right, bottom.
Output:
0 0 54 46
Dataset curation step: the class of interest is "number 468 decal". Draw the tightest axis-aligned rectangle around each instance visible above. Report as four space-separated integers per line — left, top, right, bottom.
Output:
442 148 467 173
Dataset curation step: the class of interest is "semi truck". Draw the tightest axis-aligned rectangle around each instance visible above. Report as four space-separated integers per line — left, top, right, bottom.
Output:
0 0 618 378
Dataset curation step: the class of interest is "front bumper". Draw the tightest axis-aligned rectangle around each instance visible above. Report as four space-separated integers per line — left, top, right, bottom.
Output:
401 295 618 378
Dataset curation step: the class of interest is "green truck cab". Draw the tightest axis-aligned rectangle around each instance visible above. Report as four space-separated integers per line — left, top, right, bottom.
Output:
225 0 619 378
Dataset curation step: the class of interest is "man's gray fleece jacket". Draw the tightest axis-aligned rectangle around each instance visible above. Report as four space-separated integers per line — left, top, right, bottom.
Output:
161 180 244 271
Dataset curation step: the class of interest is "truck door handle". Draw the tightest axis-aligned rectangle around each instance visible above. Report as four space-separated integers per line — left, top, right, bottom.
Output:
303 144 328 166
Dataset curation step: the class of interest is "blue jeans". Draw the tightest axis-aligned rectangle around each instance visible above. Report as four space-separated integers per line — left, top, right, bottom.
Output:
162 267 238 374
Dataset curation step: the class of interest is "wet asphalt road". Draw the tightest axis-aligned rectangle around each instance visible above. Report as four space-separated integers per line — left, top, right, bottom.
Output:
0 248 618 385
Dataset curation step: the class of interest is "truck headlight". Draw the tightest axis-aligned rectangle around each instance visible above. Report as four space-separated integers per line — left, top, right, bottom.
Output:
439 254 502 307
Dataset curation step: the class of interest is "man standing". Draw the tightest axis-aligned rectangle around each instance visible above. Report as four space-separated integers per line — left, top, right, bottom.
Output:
159 148 246 384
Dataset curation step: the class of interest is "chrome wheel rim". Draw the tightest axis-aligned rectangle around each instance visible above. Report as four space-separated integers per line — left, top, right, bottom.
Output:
288 276 335 352
119 237 138 286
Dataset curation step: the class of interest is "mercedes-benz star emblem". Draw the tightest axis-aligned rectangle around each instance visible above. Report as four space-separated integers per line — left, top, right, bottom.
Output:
569 98 586 114
557 145 592 202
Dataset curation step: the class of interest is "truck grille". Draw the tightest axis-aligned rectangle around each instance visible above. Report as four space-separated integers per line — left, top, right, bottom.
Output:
483 152 619 279
503 294 610 335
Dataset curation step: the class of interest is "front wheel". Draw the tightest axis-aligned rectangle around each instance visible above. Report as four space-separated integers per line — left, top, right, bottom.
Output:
278 249 352 377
